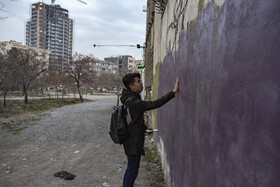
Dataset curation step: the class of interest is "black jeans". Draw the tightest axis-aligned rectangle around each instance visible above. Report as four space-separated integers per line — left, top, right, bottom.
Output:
123 155 141 187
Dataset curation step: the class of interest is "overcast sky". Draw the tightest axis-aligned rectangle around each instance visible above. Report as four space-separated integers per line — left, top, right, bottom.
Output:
0 0 147 60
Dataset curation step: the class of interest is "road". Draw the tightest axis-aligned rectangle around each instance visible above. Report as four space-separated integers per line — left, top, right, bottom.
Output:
0 96 151 187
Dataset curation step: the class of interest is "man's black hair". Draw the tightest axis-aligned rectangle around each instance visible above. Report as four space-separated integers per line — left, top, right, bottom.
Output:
122 72 141 90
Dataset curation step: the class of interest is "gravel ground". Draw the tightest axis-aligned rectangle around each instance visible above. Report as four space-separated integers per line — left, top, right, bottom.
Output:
0 96 152 187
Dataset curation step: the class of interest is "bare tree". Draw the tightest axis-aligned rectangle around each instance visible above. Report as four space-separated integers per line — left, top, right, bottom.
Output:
112 70 129 106
0 1 16 20
0 47 16 108
0 51 6 112
44 67 64 99
30 71 48 98
0 2 9 20
8 47 49 103
113 70 125 91
66 52 95 102
96 72 115 90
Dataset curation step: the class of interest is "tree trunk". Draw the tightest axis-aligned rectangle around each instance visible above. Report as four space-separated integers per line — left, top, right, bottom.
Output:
55 87 58 99
23 85 28 104
42 88 45 98
77 83 83 102
0 99 2 114
46 89 51 98
3 89 7 107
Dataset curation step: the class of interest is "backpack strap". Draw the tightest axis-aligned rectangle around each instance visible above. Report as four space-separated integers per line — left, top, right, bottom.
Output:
124 96 135 106
123 96 142 126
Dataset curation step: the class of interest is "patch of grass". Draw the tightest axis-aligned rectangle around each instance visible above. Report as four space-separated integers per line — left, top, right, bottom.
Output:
0 98 92 135
0 98 92 118
41 98 55 101
0 98 93 137
144 145 165 187
0 121 27 135
21 102 50 112
62 98 80 105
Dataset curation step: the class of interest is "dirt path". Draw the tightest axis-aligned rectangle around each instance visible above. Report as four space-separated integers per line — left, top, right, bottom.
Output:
0 96 152 187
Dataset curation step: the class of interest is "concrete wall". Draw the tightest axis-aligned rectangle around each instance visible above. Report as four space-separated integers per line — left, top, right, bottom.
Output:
147 0 280 186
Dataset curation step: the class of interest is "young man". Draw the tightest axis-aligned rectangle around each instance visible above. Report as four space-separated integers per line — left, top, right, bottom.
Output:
121 72 179 187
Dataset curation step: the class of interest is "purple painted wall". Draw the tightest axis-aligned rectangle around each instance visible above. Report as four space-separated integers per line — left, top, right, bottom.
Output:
157 0 280 186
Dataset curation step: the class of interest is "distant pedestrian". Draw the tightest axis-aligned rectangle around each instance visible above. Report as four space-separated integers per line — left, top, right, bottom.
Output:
121 72 179 187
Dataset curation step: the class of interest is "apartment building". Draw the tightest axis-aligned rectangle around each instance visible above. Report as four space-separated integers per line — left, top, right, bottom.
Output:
89 59 118 76
104 55 136 71
26 2 73 67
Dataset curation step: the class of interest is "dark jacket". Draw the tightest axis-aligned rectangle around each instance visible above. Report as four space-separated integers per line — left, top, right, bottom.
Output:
120 89 175 156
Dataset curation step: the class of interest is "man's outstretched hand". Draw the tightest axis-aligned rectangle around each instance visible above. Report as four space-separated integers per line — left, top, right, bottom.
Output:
173 76 179 93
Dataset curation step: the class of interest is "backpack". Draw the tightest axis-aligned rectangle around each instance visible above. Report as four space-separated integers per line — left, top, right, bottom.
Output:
109 97 134 144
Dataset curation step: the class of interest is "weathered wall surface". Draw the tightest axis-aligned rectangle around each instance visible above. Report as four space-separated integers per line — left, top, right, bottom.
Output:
148 0 280 186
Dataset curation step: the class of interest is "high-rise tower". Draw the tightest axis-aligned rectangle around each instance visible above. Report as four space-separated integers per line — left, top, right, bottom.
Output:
26 2 73 67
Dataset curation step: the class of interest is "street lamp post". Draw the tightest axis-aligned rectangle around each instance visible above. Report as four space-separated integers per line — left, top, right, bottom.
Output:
93 44 146 48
